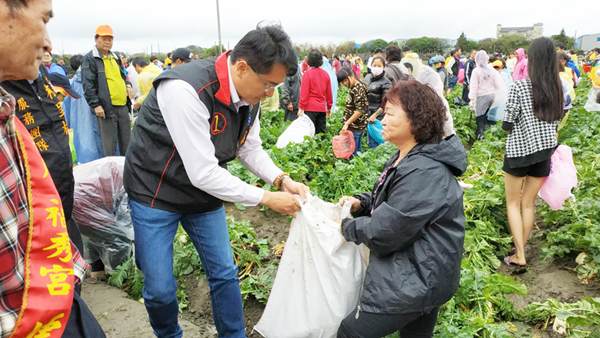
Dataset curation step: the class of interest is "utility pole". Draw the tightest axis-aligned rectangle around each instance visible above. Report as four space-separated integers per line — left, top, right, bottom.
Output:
216 0 223 54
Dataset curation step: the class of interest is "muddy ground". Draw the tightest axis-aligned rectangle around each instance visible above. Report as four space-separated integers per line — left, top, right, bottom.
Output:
83 203 600 337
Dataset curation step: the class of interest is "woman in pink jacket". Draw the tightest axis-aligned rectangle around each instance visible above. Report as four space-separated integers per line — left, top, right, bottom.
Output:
468 50 508 139
512 48 529 81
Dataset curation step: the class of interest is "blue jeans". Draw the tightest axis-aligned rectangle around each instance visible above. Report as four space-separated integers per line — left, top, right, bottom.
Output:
367 131 380 149
130 200 244 338
351 130 363 158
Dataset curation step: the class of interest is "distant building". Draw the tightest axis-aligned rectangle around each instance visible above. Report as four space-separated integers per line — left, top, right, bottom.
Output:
496 23 543 40
576 34 600 51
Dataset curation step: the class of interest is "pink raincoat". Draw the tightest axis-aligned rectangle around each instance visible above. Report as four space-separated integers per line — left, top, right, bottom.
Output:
512 48 529 81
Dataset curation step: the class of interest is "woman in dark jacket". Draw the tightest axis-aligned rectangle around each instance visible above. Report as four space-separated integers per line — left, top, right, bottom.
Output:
363 56 392 149
336 80 468 338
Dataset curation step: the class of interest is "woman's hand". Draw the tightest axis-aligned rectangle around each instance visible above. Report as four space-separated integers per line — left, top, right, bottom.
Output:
326 109 332 118
340 123 349 135
281 178 310 203
368 114 377 123
338 196 361 213
297 109 304 117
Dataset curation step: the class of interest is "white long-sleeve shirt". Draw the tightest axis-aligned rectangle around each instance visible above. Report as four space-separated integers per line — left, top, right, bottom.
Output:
156 59 282 207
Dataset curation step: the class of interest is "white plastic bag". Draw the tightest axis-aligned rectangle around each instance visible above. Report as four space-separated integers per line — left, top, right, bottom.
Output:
275 115 315 148
254 195 367 338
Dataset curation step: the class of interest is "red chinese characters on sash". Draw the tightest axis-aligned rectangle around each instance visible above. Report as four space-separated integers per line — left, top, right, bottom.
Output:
9 118 74 338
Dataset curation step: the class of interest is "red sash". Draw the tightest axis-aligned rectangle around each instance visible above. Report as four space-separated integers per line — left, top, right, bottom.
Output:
9 118 74 338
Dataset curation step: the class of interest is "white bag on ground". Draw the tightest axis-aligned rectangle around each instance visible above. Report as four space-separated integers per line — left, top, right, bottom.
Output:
275 115 315 148
254 195 367 338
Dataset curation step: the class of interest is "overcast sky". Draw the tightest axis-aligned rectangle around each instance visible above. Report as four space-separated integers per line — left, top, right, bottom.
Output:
48 0 596 56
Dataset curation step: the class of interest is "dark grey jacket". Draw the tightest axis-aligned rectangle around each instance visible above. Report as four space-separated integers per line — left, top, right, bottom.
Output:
81 46 131 117
281 71 301 110
364 72 392 116
342 134 467 315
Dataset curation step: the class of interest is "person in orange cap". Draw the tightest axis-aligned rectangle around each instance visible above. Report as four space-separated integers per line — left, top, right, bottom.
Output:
81 24 133 157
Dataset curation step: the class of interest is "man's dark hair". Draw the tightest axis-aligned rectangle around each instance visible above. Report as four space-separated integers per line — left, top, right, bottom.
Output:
167 52 172 57
595 48 600 54
70 55 83 71
452 48 461 56
132 57 148 68
402 46 411 53
527 37 564 123
403 63 413 71
307 49 323 68
374 48 384 54
385 45 402 63
94 34 100 39
382 80 446 143
230 23 298 76
555 42 565 50
149 56 158 62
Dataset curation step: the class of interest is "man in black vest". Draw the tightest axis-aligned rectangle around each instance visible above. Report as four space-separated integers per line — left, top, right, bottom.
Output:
124 24 308 338
1 65 83 258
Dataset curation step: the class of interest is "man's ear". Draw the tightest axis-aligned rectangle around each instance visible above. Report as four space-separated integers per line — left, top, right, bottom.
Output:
234 60 249 79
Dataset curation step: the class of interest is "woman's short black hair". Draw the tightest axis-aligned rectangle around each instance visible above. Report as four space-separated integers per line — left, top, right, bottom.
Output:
132 57 148 68
307 49 323 68
371 56 386 67
70 55 83 71
385 45 402 63
230 23 298 76
382 80 446 143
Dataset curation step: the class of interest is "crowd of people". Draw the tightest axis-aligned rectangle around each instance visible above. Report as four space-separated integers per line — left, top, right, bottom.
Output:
1 0 600 337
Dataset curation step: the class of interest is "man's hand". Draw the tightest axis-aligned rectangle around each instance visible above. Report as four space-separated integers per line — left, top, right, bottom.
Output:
260 191 302 218
368 114 377 123
134 102 141 110
94 106 105 119
297 109 304 117
281 178 310 203
338 196 361 213
326 109 332 118
287 103 293 111
127 86 135 100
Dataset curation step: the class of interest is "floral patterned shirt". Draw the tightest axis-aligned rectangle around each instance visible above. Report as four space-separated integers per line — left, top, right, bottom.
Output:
343 82 369 131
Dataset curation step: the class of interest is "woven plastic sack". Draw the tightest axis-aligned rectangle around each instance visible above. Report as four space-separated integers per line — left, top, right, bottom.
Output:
254 195 367 338
539 145 578 211
333 131 355 159
275 115 315 148
367 120 385 144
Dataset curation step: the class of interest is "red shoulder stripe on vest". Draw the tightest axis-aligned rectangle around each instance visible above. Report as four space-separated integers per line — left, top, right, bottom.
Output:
151 146 178 208
214 51 232 106
197 80 218 95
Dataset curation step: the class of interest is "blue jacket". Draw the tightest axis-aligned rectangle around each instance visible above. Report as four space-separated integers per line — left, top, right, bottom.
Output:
321 60 339 112
64 69 104 163
567 60 580 78
46 62 67 76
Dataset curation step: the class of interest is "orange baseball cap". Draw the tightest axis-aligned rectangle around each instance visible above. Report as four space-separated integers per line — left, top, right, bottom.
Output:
95 25 113 37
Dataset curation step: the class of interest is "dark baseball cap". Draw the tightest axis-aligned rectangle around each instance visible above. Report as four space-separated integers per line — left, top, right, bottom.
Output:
172 48 193 62
47 73 81 99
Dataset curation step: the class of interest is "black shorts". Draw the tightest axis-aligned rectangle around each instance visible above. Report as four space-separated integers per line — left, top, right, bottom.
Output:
502 157 551 178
